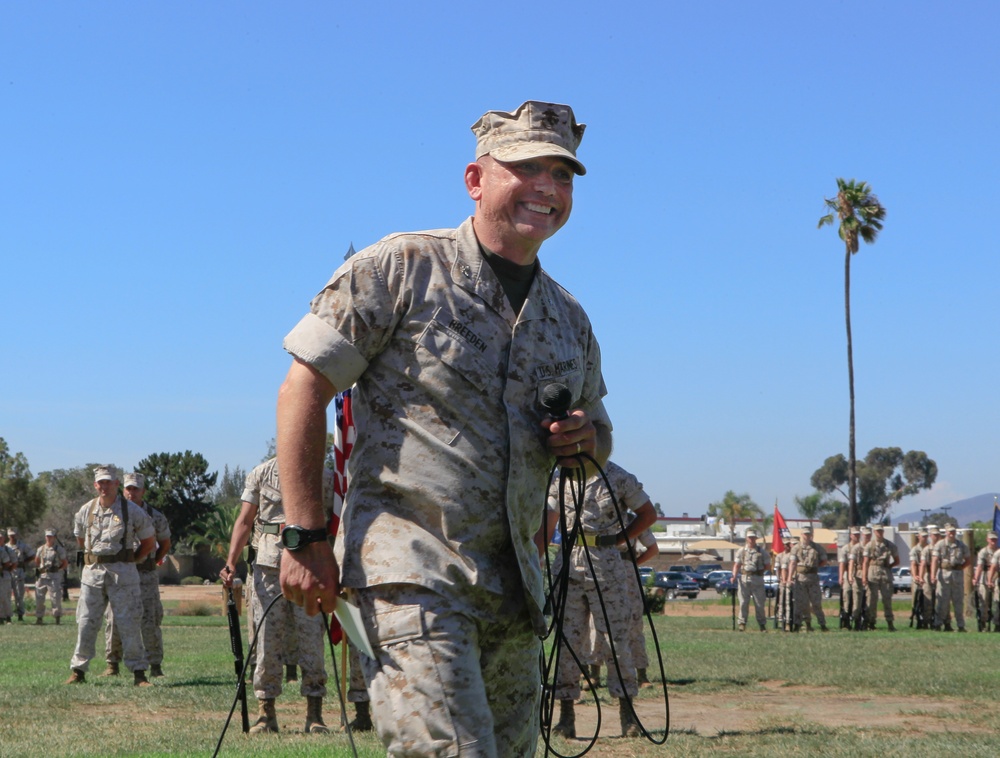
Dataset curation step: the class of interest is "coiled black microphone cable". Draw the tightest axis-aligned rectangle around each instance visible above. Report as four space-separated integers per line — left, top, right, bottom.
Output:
537 384 669 756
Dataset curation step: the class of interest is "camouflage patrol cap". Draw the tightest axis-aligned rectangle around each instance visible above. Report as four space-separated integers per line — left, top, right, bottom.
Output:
850 527 861 535
45 529 56 537
746 528 759 538
800 525 813 535
918 526 928 535
926 525 940 536
859 526 872 535
873 524 885 531
123 472 145 488
988 532 998 540
6 527 16 535
93 465 117 482
472 101 587 175
945 524 957 532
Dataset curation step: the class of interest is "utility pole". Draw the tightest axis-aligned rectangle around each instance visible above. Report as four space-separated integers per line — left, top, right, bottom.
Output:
920 508 931 525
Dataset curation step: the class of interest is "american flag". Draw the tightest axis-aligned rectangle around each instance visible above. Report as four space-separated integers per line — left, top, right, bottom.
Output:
326 387 355 646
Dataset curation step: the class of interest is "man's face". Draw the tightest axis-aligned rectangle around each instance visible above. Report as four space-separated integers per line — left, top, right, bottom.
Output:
94 479 118 498
125 485 145 504
801 533 812 545
987 537 997 551
467 155 574 257
850 533 859 543
874 530 884 543
45 535 56 546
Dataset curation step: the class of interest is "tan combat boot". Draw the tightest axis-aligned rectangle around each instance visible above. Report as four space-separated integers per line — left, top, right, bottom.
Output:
134 669 152 687
553 699 576 739
102 661 120 677
249 698 279 734
65 668 86 684
620 698 641 738
304 695 329 734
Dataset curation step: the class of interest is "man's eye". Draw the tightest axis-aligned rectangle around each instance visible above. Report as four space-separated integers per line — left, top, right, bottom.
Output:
553 169 573 184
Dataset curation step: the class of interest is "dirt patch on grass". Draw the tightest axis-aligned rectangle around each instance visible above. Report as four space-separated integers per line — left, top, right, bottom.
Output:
567 680 987 744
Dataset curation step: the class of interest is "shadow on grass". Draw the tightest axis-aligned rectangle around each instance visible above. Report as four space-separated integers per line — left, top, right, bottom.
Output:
713 725 822 739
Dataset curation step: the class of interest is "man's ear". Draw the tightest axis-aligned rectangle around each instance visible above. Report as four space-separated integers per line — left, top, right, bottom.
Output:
465 161 483 202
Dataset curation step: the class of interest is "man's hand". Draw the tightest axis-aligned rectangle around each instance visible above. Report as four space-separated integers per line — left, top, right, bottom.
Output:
541 410 610 471
279 542 340 617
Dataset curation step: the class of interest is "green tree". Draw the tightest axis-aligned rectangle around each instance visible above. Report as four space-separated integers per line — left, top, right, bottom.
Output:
708 491 762 540
818 178 887 526
794 492 843 527
0 438 48 534
186 502 242 560
811 447 936 525
136 451 217 543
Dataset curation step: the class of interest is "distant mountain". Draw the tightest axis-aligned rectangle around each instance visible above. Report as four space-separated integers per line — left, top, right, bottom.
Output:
895 493 1000 528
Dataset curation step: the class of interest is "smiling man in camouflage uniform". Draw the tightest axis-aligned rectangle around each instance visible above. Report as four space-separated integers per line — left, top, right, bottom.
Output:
275 101 612 757
67 466 156 686
104 473 172 677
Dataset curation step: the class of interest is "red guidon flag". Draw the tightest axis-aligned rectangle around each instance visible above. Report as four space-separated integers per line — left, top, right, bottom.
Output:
773 505 791 554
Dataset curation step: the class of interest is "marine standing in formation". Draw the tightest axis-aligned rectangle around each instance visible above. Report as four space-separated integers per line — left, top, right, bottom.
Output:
774 536 796 630
34 529 68 624
787 526 828 632
0 531 14 623
104 472 172 677
973 530 998 631
909 527 930 628
5 527 35 622
67 466 155 686
732 528 770 632
548 461 654 739
862 523 899 631
930 524 970 632
275 101 611 757
220 457 332 735
839 527 861 628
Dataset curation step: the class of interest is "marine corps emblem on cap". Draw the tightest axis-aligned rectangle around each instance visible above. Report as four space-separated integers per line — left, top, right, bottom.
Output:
472 101 587 175
93 465 116 482
124 472 145 489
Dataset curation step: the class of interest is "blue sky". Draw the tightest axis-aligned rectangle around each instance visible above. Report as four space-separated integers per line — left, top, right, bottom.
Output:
3 2 998 523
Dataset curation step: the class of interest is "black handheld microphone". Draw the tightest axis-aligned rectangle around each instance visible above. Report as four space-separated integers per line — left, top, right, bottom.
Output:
540 383 572 420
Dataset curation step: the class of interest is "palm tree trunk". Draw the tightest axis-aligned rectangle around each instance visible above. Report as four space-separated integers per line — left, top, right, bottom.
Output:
844 247 858 527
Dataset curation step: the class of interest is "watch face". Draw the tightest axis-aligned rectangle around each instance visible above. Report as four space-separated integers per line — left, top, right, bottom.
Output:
282 528 302 550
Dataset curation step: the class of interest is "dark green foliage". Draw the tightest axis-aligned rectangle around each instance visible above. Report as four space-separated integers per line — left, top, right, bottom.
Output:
137 451 218 543
810 447 937 525
0 438 48 534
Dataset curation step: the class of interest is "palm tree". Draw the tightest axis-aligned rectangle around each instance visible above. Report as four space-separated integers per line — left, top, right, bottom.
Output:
709 490 762 540
818 178 886 527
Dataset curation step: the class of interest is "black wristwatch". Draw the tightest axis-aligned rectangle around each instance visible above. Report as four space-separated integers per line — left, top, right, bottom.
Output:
279 525 328 552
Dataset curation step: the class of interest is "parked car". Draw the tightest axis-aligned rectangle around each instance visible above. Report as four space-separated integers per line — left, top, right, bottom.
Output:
892 566 913 593
699 564 723 574
817 566 841 598
680 571 711 590
647 571 700 600
703 570 731 588
637 566 654 584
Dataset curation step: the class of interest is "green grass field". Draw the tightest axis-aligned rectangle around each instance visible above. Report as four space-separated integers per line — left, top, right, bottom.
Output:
1 595 997 757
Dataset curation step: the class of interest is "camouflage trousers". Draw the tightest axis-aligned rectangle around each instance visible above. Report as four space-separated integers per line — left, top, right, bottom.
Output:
865 575 894 623
347 641 369 704
0 572 11 617
252 564 327 699
11 567 26 616
552 547 636 700
792 576 826 627
245 570 299 669
70 569 147 673
106 570 164 665
579 566 648 670
355 583 540 758
737 575 767 628
977 583 995 629
35 572 64 619
934 571 965 629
